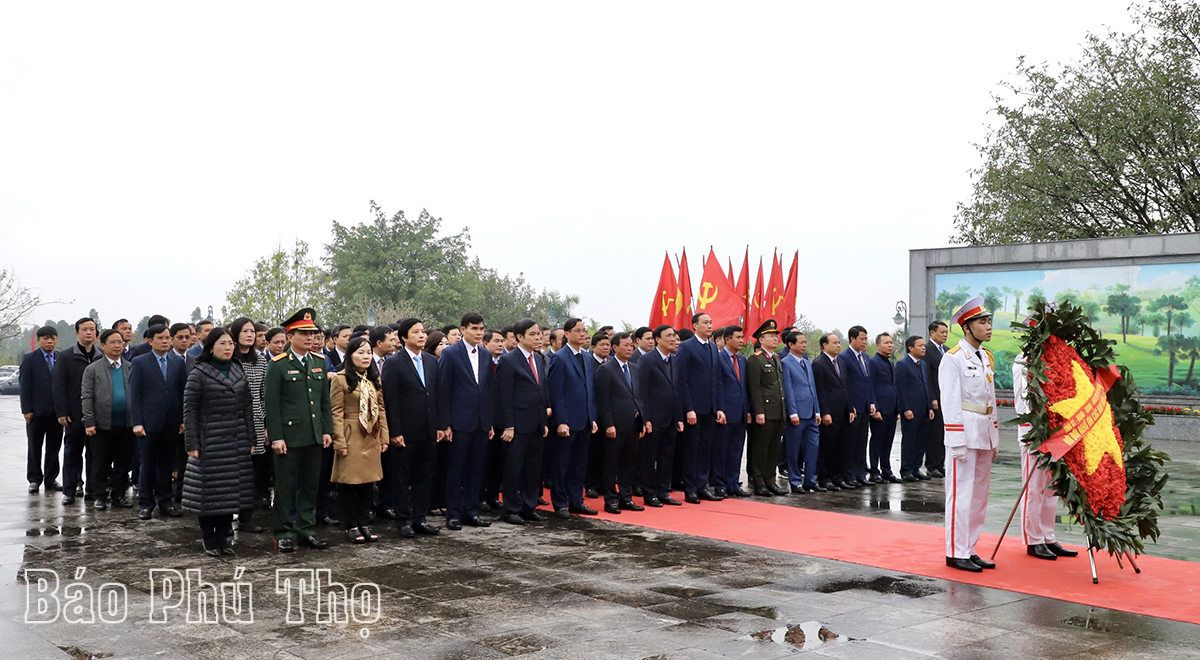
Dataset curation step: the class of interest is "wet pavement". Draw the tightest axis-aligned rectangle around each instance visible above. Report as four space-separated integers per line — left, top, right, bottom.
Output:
2 396 1199 659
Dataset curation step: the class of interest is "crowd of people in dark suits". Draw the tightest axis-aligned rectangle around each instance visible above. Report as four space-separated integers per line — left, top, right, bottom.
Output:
17 308 954 555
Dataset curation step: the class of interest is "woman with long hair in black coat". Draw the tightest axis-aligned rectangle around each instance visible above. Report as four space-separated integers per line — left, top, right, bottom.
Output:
182 327 256 556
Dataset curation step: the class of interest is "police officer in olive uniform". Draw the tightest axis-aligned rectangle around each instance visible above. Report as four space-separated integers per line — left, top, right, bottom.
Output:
746 320 788 496
265 308 333 553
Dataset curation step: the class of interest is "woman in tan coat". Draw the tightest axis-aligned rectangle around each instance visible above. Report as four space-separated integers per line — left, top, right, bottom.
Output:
330 336 389 543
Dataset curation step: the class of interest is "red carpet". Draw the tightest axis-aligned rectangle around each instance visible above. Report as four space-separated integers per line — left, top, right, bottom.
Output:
575 495 1200 625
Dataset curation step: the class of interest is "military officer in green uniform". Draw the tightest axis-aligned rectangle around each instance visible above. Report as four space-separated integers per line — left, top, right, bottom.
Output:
265 308 333 553
746 319 788 497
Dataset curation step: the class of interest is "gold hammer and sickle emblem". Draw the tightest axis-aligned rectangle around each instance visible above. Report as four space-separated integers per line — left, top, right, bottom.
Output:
661 290 674 316
698 282 718 309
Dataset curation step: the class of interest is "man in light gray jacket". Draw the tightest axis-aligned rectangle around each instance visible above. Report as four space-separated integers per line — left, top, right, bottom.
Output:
81 329 135 510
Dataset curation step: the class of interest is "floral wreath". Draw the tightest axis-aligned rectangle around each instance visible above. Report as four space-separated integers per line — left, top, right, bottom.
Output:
1014 301 1169 558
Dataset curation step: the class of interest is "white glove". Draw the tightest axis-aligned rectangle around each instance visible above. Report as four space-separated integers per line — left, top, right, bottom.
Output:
949 445 968 462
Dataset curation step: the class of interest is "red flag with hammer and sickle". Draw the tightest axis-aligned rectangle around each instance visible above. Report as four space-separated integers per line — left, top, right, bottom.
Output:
648 252 680 329
696 248 744 326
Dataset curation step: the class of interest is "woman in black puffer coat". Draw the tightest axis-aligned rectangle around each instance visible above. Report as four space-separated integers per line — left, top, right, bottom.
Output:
182 327 256 556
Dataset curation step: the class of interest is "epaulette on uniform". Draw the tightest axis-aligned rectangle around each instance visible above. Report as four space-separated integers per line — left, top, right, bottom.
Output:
983 348 995 368
272 352 288 361
947 346 961 355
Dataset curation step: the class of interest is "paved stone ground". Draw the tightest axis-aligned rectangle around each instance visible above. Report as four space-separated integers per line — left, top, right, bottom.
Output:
1 396 1198 659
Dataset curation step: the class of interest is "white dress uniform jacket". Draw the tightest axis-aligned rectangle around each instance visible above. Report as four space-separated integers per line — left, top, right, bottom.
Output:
939 338 1000 451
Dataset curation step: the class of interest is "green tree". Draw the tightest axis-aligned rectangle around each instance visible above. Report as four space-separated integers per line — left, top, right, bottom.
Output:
1176 310 1194 335
935 285 971 322
1153 293 1189 335
983 287 1005 319
1132 313 1147 335
1182 336 1200 384
954 1 1200 244
1104 290 1142 342
190 307 203 323
222 239 328 325
1145 312 1167 336
1157 333 1187 387
88 308 101 328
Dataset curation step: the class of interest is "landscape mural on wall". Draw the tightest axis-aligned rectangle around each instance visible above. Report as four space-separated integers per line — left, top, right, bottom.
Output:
934 263 1200 395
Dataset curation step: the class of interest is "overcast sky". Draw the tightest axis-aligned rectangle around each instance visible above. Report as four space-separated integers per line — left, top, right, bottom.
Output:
1 2 1139 337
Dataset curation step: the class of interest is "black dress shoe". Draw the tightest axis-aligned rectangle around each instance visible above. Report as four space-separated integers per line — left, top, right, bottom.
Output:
220 547 236 556
114 497 134 508
303 535 328 549
807 484 827 493
501 513 526 525
583 488 598 499
713 488 728 498
697 489 723 501
320 516 340 526
929 468 946 478
884 475 903 484
819 481 839 492
726 487 750 497
520 511 547 522
478 500 493 513
93 499 107 511
378 507 398 520
76 485 85 496
684 492 701 504
832 480 853 490
204 547 221 558
661 495 682 506
554 508 570 520
790 485 806 493
1027 543 1058 560
138 509 153 520
603 503 621 514
446 518 463 530
275 538 295 553
487 499 503 512
414 522 440 535
916 472 932 481
238 521 264 534
644 497 663 508
464 516 491 527
619 500 644 511
28 483 39 494
901 475 918 483
1046 541 1079 557
569 504 598 515
969 555 996 569
163 507 182 518
537 497 549 506
753 486 772 497
46 481 60 491
769 485 789 496
946 557 983 572
398 524 416 537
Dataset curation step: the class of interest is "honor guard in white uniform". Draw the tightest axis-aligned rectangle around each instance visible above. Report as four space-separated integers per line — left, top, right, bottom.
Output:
940 296 999 572
1013 316 1079 562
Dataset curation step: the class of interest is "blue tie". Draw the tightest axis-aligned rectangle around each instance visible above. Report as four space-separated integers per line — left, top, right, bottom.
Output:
622 362 632 387
414 354 425 387
45 351 54 373
159 355 168 379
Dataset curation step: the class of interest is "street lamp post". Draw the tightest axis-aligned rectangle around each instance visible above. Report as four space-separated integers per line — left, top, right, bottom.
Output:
893 301 908 344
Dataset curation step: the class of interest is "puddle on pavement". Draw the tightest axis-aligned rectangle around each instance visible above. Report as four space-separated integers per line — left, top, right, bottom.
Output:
868 499 944 514
27 525 86 537
750 621 843 651
816 575 943 598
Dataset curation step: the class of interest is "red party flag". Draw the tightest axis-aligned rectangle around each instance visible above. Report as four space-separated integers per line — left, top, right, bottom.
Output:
735 248 750 325
780 250 798 328
748 257 765 333
648 252 680 329
678 249 694 330
696 248 744 327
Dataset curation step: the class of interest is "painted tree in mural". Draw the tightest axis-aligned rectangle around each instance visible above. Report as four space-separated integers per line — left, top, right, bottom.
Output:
1104 289 1142 343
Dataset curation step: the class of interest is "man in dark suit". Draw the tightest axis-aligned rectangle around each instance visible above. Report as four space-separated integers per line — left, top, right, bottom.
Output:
479 328 507 512
323 324 350 372
53 318 102 505
868 333 901 484
896 335 935 481
496 319 550 525
128 324 187 519
675 313 727 503
595 332 649 513
715 325 750 496
127 315 170 360
382 318 442 538
923 320 949 478
438 312 496 530
584 332 611 498
637 325 684 507
838 325 876 487
630 326 653 364
811 332 855 490
547 317 599 519
20 325 62 494
781 331 821 492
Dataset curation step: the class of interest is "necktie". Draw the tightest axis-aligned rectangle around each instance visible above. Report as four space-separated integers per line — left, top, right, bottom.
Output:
623 362 632 387
859 352 868 375
158 355 167 379
665 355 673 381
45 352 54 373
800 359 808 375
414 355 425 387
575 350 585 374
732 354 741 383
528 354 539 383
831 355 841 378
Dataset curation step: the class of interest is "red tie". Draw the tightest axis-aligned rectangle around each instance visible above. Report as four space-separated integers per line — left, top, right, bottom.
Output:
528 354 539 383
732 354 740 383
